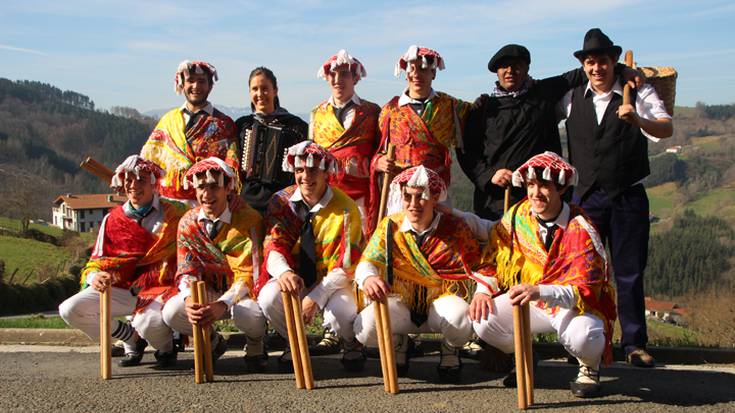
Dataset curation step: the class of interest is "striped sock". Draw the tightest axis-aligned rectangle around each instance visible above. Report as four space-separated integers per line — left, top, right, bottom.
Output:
111 320 135 344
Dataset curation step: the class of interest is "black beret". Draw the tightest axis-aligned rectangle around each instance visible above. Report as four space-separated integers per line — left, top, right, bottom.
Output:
488 44 531 72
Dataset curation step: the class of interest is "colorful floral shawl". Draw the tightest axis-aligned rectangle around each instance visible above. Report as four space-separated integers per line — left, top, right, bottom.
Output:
81 199 188 313
310 100 381 201
176 197 264 297
482 199 617 363
263 186 362 283
360 212 484 314
140 107 238 201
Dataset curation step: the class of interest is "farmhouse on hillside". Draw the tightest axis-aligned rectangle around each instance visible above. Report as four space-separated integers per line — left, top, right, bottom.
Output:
52 194 125 232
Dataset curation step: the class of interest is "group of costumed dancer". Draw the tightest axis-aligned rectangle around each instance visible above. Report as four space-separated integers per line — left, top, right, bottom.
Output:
58 27 673 399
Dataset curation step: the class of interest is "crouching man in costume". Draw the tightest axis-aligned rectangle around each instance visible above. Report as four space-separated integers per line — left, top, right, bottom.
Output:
161 157 268 371
257 141 365 371
354 165 488 383
59 156 188 367
471 152 616 398
141 60 238 204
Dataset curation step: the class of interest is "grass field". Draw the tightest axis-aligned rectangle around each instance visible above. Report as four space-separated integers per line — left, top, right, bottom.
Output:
0 314 69 329
0 216 65 238
0 235 71 283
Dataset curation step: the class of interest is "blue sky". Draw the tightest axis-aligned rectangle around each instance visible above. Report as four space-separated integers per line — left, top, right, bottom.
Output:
2 0 734 114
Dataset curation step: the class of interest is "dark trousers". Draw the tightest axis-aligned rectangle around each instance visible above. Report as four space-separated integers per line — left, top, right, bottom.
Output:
574 184 650 352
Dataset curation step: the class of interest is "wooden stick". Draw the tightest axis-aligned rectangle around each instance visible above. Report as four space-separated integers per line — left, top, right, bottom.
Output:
377 144 397 220
513 303 528 410
282 291 305 389
373 299 390 392
99 283 111 380
195 281 214 382
504 186 511 213
80 157 114 184
291 293 315 390
522 303 534 405
379 298 398 394
191 284 204 384
623 50 634 106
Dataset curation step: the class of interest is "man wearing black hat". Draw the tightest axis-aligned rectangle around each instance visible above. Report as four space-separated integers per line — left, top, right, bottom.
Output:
457 44 636 221
561 28 673 368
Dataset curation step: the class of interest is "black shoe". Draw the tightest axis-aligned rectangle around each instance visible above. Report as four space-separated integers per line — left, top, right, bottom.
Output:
118 352 144 367
244 353 269 373
570 364 601 398
626 347 655 368
340 338 366 372
309 329 342 356
502 351 538 388
153 349 178 368
211 333 227 362
394 335 410 377
479 342 514 373
437 341 463 384
117 337 147 367
111 344 125 357
278 349 294 373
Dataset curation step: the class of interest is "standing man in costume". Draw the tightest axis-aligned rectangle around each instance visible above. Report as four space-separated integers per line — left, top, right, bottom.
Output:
471 152 616 398
354 166 489 383
310 49 381 230
562 28 672 368
367 45 470 233
161 158 268 371
141 60 239 204
59 156 188 367
237 67 308 213
257 141 365 371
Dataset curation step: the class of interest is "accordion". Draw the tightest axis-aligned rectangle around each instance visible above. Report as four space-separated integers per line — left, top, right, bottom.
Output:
240 120 302 185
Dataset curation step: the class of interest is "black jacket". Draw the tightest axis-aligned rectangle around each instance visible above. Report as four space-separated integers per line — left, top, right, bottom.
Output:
457 68 586 220
235 111 308 213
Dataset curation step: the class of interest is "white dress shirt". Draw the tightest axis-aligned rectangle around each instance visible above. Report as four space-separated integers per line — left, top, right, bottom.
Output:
560 79 671 143
327 94 362 130
265 186 350 309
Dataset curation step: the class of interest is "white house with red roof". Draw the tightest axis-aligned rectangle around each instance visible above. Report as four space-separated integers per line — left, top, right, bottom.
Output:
52 194 125 232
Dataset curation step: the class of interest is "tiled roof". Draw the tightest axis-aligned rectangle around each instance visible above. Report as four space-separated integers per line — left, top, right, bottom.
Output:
54 193 126 210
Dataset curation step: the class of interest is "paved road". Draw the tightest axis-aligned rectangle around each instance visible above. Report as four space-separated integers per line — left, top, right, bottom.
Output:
1 345 733 412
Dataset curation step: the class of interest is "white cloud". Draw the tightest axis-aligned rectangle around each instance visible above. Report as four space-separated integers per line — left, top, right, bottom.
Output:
0 43 47 56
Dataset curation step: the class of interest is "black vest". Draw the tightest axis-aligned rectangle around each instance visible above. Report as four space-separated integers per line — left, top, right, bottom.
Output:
565 84 649 200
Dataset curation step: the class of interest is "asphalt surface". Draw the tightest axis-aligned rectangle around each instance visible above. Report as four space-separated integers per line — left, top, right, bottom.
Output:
1 345 733 412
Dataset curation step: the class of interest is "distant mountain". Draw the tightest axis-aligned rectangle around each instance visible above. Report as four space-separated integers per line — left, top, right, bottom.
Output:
144 105 251 121
0 79 155 219
144 105 309 123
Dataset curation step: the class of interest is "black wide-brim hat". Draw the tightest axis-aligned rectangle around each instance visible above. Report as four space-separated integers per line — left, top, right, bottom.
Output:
573 28 622 59
488 44 531 72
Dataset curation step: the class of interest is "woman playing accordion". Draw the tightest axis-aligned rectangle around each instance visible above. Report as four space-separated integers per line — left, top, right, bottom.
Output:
236 67 308 213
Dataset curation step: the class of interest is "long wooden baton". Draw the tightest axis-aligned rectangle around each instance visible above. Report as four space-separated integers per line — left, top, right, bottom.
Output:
195 281 214 382
377 144 397 220
80 157 114 184
291 293 315 390
99 282 111 380
377 219 398 394
282 291 305 389
522 303 534 405
191 284 204 384
513 304 528 410
623 50 634 106
504 186 511 213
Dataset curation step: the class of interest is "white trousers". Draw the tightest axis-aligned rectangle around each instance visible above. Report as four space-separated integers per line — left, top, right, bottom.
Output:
161 290 266 340
257 278 357 340
354 294 472 348
472 293 605 365
58 286 174 352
